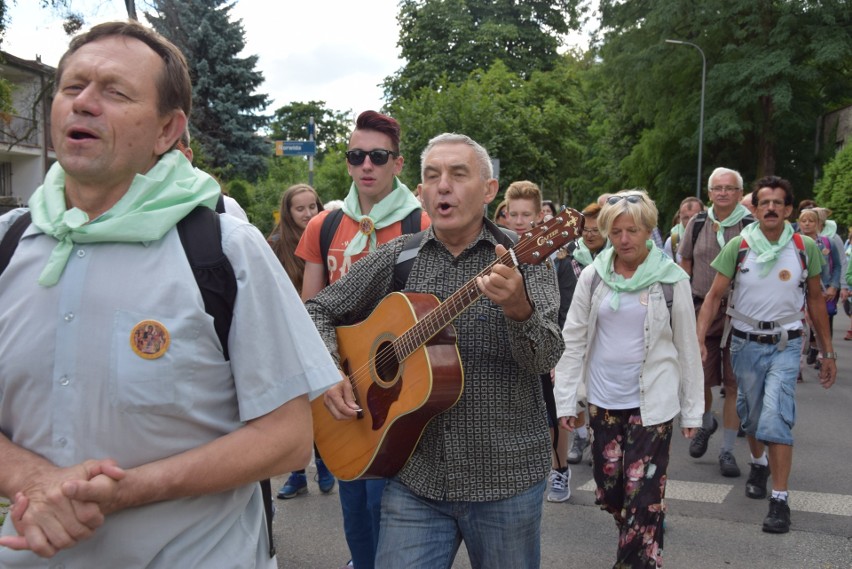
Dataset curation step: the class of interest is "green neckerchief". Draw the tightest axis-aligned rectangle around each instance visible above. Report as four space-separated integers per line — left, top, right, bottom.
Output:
671 222 685 238
341 177 421 257
573 238 598 267
740 221 794 277
707 203 751 248
28 150 221 286
592 239 688 310
821 219 837 239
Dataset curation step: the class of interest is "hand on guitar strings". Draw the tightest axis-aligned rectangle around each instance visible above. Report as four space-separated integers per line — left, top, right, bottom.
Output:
322 369 363 420
475 245 533 322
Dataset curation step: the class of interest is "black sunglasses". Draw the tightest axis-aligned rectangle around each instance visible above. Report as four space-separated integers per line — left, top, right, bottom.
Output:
345 149 397 166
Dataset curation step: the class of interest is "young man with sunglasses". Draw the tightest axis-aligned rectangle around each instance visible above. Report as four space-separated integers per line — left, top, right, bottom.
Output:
679 167 754 479
294 110 428 569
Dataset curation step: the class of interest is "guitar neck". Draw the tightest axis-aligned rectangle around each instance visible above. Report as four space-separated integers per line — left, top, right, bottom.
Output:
390 208 583 363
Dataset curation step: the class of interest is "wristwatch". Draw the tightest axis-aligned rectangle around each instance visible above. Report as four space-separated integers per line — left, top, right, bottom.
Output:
822 352 838 360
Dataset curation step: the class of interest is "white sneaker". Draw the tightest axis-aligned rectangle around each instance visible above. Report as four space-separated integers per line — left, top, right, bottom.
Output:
546 468 571 502
567 434 589 464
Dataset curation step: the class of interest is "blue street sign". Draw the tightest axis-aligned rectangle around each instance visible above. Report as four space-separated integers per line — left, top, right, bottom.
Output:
276 140 316 156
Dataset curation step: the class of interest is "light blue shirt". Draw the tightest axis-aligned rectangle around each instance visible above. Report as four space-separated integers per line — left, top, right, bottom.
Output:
0 210 339 568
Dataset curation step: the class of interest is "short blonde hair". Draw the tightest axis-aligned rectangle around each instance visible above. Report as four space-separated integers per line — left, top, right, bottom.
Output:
505 180 542 213
597 189 658 238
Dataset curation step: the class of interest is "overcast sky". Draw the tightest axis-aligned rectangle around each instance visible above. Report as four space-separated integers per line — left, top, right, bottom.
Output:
2 0 403 117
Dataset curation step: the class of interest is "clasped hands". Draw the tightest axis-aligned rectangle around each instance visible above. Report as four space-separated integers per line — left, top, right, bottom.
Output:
0 459 125 558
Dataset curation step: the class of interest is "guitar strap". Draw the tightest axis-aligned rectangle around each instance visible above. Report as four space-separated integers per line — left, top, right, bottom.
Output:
393 217 518 292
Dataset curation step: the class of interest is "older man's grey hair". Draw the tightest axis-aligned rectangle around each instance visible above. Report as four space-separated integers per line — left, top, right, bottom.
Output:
421 133 493 181
707 167 744 191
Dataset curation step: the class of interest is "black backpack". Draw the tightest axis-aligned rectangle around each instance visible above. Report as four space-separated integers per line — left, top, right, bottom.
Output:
0 202 278 558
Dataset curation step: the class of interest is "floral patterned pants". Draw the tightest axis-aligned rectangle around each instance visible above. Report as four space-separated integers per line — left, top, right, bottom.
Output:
589 405 673 569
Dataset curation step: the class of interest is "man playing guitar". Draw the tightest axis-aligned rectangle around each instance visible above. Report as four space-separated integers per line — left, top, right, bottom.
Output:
308 133 568 569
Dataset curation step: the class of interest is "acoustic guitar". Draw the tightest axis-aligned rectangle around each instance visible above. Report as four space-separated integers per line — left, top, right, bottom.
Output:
312 209 584 480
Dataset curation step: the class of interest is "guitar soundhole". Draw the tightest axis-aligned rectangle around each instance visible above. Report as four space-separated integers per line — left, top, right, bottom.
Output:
374 341 400 385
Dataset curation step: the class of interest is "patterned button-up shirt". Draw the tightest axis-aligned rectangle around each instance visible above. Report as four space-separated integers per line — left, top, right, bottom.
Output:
307 223 564 502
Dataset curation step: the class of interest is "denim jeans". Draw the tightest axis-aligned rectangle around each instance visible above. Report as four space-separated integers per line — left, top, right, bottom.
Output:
375 477 546 569
730 335 801 446
340 479 387 569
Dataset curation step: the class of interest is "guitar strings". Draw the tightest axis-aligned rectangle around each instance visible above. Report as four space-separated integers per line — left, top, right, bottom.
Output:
343 213 579 393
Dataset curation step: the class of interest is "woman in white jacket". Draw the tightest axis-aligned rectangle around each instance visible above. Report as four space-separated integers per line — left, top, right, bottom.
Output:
554 189 704 568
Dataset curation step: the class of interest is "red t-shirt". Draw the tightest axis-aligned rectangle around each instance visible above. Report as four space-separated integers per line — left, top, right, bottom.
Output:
297 209 430 284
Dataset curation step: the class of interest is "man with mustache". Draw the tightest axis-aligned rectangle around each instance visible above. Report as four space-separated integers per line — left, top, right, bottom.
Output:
696 175 836 534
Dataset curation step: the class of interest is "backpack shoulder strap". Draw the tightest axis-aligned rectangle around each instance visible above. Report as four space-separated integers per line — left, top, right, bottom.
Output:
176 206 237 361
662 283 674 312
319 209 345 285
400 209 422 235
791 232 808 272
393 230 428 292
590 269 601 296
483 217 519 248
0 210 32 277
734 237 750 278
690 211 709 250
175 206 275 555
215 194 226 214
390 209 428 292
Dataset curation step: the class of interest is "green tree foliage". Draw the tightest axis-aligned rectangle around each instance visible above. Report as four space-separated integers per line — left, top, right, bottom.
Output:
147 0 270 181
391 58 589 208
588 0 852 223
269 101 352 158
384 0 585 101
815 143 852 228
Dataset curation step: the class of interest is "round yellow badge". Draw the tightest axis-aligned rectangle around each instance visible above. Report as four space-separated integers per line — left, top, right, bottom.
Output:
778 269 792 282
359 217 375 236
130 320 171 360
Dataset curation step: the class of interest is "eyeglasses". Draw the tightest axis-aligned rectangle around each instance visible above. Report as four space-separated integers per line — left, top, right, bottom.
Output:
709 185 741 193
582 227 600 235
606 194 643 205
345 149 397 166
757 199 786 209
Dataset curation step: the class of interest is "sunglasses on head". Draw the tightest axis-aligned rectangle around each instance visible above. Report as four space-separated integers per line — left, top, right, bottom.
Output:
345 149 397 166
606 194 643 205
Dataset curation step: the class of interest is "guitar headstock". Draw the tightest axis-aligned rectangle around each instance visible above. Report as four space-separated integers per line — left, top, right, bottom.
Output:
512 207 585 266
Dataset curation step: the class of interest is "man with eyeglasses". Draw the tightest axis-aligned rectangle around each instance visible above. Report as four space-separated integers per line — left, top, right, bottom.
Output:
678 167 754 479
294 110 428 569
697 175 836 534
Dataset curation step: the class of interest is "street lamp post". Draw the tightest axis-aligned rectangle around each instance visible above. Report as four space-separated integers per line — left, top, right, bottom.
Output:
666 39 706 198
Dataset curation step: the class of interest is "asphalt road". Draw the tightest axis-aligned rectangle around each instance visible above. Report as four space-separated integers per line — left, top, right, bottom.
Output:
273 315 852 569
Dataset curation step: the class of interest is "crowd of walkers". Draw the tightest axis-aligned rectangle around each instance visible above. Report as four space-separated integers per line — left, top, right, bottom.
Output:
265 159 842 568
0 19 844 569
